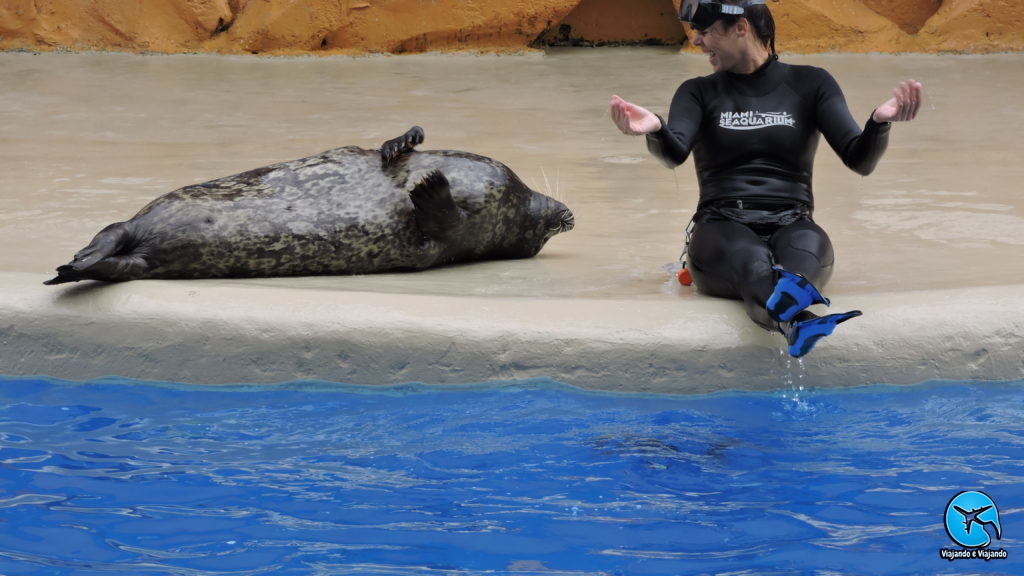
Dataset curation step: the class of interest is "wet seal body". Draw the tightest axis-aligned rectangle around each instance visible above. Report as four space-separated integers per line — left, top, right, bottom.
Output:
45 127 575 284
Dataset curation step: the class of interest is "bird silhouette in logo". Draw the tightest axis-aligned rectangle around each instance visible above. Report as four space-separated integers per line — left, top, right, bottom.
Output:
945 491 1002 548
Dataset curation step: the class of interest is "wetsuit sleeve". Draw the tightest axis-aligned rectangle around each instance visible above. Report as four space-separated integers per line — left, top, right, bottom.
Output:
815 70 891 176
842 116 891 176
645 80 703 169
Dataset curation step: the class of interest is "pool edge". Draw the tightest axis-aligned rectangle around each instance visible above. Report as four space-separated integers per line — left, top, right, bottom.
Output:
3 271 1022 393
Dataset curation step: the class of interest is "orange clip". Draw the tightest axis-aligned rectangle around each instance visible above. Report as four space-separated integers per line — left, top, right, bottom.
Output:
677 267 693 286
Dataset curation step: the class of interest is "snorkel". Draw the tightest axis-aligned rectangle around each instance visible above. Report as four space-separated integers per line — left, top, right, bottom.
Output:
678 0 767 31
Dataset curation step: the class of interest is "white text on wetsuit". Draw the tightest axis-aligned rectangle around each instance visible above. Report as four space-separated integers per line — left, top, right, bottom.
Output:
719 111 795 130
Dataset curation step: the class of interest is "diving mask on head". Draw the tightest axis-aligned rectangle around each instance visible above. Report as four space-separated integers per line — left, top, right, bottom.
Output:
678 0 767 31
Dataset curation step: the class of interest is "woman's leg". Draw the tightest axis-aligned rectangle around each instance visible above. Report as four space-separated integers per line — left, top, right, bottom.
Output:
768 219 862 357
768 219 835 290
686 220 777 330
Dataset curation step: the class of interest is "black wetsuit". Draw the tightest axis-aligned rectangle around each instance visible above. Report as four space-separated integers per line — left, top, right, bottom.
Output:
646 57 890 329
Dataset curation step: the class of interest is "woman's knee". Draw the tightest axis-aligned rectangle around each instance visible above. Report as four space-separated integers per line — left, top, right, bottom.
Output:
770 222 835 274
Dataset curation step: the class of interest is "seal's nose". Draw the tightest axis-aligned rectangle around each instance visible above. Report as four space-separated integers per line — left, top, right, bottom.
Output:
558 209 575 232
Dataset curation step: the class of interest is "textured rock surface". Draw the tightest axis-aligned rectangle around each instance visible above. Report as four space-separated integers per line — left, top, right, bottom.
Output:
1 0 1021 55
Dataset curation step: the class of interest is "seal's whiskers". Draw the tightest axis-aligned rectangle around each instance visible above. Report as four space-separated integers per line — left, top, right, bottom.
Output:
539 166 566 203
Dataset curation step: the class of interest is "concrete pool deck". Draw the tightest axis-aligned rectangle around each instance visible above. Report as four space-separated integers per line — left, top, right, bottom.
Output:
3 51 1023 392
4 271 1022 393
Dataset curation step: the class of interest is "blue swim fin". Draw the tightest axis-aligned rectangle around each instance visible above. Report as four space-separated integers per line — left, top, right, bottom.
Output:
767 266 830 322
787 310 862 358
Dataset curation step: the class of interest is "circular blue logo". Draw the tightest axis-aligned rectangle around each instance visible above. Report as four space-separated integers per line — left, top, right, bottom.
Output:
945 491 1002 548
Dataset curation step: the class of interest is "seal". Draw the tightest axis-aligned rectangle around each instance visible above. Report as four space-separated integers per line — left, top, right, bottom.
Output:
44 126 575 284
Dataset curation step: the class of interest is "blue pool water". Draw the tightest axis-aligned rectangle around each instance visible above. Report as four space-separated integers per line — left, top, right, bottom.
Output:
1 376 1022 575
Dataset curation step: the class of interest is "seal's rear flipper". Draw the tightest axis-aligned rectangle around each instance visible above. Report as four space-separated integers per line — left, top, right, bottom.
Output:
381 126 425 167
43 264 77 282
44 264 83 285
42 222 148 285
409 170 463 240
786 310 862 358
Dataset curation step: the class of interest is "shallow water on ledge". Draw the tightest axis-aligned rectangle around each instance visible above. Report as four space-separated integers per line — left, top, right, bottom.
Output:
1 50 1023 299
2 376 1023 575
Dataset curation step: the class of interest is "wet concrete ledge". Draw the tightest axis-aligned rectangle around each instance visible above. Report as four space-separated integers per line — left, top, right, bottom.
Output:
3 271 1022 394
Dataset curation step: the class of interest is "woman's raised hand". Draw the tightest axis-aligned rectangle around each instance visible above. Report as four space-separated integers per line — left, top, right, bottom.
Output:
872 80 923 123
610 95 662 136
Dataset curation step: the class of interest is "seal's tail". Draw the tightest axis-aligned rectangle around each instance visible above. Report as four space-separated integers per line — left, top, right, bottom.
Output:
43 222 147 285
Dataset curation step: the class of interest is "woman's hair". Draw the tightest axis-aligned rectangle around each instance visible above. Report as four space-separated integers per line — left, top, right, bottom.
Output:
719 1 777 57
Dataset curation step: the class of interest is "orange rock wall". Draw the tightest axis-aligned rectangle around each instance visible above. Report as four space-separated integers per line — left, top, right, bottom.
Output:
535 0 685 46
0 0 1020 54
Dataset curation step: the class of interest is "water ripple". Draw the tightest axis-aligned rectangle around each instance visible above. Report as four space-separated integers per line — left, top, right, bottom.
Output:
1 377 1022 575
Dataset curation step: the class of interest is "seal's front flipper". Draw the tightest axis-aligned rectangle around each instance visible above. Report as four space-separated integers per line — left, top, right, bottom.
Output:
786 310 862 358
767 266 830 322
43 222 148 284
409 170 463 241
381 125 425 167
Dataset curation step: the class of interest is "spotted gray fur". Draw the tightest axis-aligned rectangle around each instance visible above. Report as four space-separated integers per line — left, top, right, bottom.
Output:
44 127 575 284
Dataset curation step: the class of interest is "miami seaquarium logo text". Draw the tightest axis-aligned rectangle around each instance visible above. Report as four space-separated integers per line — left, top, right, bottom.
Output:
940 491 1008 561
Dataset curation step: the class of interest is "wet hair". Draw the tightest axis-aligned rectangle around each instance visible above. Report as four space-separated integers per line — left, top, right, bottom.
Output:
718 1 778 58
